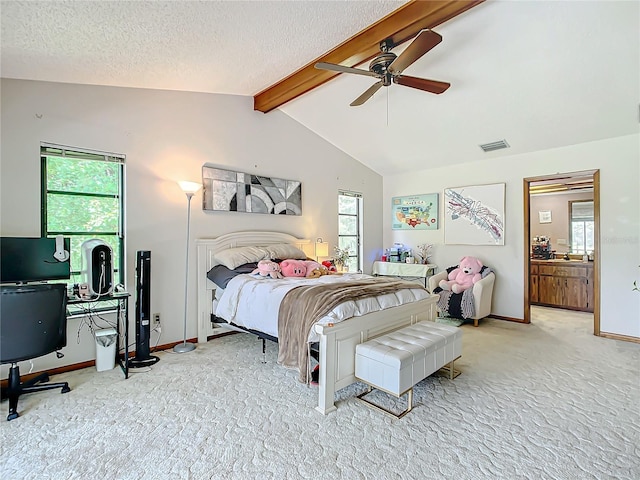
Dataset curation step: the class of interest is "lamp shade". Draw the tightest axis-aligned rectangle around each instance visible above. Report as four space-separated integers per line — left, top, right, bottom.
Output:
315 241 329 258
178 181 202 194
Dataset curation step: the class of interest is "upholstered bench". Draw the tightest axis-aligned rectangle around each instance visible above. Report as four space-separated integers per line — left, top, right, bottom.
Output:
354 321 462 418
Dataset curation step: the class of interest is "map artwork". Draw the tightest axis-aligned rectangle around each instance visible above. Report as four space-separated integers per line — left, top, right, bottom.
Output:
391 194 439 230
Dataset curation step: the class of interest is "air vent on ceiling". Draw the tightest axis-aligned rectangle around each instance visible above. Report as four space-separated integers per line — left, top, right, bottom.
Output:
479 139 510 152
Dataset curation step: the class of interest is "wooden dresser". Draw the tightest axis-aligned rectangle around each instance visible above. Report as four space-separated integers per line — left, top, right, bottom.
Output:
530 259 594 312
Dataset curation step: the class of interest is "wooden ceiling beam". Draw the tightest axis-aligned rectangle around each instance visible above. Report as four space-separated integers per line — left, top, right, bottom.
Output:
253 0 485 113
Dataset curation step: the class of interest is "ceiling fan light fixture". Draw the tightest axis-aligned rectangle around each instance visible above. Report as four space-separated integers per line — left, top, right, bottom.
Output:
479 139 510 152
315 29 449 107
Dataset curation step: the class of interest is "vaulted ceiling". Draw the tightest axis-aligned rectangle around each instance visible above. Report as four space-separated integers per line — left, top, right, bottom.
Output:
2 1 638 176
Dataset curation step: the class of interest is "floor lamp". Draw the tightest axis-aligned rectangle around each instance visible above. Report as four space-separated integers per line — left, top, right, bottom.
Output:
174 181 201 354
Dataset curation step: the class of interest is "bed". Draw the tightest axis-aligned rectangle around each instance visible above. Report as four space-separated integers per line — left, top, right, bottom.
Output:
196 231 438 414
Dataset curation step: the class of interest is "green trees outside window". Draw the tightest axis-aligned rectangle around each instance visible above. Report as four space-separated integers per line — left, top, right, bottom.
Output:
41 145 125 285
338 191 362 272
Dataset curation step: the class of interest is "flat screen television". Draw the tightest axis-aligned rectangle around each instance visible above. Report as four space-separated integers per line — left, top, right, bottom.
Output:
0 237 70 284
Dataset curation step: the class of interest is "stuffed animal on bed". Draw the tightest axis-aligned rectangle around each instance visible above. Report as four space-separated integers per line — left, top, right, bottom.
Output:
303 260 321 277
307 266 330 278
280 259 308 277
439 256 483 294
251 259 283 279
322 260 337 272
308 266 342 278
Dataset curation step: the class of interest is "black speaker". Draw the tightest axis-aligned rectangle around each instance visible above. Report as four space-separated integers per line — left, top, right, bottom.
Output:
129 250 159 368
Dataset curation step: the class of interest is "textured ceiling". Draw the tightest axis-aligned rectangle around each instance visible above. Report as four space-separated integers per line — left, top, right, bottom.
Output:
2 0 639 176
0 0 406 95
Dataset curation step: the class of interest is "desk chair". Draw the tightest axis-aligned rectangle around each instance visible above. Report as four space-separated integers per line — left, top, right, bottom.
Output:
1 283 70 420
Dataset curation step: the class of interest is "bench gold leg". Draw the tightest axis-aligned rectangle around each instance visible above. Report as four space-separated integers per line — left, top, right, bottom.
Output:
437 356 462 379
357 387 414 419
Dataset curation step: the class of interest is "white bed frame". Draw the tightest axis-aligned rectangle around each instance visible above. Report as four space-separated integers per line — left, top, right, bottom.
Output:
196 231 438 414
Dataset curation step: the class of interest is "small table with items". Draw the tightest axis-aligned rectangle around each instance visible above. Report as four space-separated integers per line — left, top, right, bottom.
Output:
372 261 438 290
66 292 131 378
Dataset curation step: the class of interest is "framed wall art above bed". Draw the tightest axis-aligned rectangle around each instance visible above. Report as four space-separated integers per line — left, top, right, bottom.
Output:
202 165 302 215
195 231 438 415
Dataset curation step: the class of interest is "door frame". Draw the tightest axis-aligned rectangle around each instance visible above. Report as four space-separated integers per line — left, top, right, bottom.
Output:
523 170 600 334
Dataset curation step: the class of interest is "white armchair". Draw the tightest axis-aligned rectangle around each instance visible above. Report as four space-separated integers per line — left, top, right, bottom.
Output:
428 270 495 327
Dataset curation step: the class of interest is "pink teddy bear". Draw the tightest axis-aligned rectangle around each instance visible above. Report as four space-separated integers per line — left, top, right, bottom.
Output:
439 256 483 294
251 260 283 279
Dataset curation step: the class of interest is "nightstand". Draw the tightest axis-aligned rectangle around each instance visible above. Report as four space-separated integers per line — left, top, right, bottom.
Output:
372 261 438 290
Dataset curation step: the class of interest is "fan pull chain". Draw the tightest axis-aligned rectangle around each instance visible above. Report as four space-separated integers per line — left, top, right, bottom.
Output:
386 87 389 126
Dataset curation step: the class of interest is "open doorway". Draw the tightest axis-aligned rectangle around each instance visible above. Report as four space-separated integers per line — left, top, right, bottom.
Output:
523 170 600 334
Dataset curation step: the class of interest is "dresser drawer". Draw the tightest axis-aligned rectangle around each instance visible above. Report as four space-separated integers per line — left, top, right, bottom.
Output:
539 265 588 277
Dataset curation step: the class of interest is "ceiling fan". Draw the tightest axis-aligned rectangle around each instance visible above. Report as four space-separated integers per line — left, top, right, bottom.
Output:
315 29 450 107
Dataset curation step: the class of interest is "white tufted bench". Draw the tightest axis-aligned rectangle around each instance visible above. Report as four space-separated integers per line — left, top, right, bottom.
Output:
354 321 462 418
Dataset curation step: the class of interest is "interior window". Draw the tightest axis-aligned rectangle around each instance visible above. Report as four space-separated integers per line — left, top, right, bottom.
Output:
338 191 363 272
569 200 594 254
41 144 125 285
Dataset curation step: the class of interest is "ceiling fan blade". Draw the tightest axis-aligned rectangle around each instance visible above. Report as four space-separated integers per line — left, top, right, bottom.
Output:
315 62 377 78
387 29 442 75
350 82 383 106
393 75 450 94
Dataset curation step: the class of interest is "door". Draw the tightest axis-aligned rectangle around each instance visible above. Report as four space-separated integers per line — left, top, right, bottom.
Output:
523 170 600 334
529 267 539 303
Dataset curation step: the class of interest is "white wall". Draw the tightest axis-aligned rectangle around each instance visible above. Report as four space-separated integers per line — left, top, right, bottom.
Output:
0 79 383 373
2 78 637 378
385 134 640 338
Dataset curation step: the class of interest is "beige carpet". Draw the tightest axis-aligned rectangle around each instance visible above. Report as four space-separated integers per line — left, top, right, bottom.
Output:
1 307 639 480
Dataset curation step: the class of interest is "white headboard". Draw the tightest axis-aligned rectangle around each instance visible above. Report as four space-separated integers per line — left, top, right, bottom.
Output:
196 231 313 271
195 231 312 342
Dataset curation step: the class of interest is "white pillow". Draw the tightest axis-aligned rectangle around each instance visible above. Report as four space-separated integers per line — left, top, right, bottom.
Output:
264 243 307 260
213 246 269 270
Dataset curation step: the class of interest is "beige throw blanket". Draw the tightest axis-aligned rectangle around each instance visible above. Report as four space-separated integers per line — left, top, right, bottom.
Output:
277 278 426 383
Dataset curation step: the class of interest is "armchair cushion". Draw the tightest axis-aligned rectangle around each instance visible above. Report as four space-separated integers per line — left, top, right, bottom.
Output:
431 265 495 323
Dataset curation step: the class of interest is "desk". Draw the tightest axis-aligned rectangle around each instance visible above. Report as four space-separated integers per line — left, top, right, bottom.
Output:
67 292 130 378
372 262 438 289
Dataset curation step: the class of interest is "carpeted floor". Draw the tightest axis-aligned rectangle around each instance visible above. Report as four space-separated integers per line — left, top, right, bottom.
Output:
1 307 638 480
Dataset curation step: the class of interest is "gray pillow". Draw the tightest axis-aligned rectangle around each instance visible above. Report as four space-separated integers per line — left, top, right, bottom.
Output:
206 262 258 289
264 243 307 260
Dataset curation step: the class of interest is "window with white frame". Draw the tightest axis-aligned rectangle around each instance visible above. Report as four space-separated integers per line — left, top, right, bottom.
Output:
569 200 594 254
41 144 125 286
338 191 363 272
